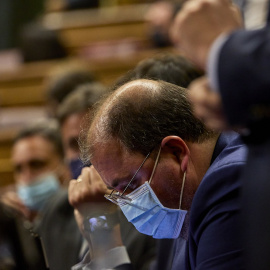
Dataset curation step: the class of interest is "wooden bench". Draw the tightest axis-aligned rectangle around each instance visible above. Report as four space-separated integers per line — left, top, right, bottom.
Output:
0 47 177 187
41 4 151 55
0 48 174 107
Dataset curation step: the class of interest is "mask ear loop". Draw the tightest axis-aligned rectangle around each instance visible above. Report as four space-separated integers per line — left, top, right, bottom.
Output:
179 171 186 210
149 146 162 185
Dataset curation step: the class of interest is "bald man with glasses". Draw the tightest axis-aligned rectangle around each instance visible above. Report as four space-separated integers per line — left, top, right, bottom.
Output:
69 79 247 270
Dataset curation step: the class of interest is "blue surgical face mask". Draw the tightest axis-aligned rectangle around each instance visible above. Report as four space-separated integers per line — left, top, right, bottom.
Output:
115 147 188 239
69 158 85 179
17 173 60 211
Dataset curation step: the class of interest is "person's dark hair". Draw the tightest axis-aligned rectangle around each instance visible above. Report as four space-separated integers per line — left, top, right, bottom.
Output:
14 119 64 159
113 53 203 90
57 82 108 125
81 79 214 163
20 22 67 62
47 70 96 105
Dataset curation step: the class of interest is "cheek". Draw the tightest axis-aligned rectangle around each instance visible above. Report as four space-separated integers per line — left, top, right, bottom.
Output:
151 167 181 209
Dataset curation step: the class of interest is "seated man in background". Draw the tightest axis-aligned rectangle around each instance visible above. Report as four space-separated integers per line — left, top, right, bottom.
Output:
0 119 78 269
44 60 97 118
56 82 157 270
69 53 204 270
35 83 110 270
0 119 70 222
69 79 247 269
114 53 203 90
57 82 108 178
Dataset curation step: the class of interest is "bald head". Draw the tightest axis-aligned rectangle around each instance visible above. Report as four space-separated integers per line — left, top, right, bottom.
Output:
80 79 213 164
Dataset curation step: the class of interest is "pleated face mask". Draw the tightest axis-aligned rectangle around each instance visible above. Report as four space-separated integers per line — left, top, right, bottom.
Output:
17 172 60 211
105 147 187 239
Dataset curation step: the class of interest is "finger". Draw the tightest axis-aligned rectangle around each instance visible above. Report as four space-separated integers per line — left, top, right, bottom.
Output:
89 166 110 194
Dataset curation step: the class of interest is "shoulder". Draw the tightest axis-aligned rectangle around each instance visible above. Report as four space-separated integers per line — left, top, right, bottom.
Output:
190 132 247 225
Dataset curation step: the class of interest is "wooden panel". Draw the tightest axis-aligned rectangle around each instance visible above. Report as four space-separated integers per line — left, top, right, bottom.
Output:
0 84 45 107
0 48 174 106
42 4 150 55
59 23 148 54
0 158 14 188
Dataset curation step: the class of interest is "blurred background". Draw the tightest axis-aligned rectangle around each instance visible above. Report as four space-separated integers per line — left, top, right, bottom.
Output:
0 0 184 188
1 0 264 189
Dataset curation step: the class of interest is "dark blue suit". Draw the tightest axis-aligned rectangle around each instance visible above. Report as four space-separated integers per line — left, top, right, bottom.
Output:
151 132 247 270
187 132 247 269
215 2 270 269
218 2 270 129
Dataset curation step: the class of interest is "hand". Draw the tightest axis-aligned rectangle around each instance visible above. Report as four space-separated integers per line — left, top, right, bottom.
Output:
0 190 31 219
74 209 123 258
69 166 122 258
188 76 229 131
69 166 111 209
171 0 243 70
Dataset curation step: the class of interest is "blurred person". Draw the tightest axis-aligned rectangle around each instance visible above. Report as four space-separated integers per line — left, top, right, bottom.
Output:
171 0 270 269
114 53 203 89
145 1 184 48
68 53 204 270
57 82 108 179
44 60 96 118
69 79 247 269
0 119 74 269
58 82 157 270
19 22 67 63
234 0 268 29
30 84 107 270
0 201 50 270
0 119 70 223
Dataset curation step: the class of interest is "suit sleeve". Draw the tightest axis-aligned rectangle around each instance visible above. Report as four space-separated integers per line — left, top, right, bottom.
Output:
188 161 245 270
216 26 270 127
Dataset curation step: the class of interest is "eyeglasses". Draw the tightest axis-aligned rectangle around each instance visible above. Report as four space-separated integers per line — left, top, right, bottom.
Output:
104 147 162 205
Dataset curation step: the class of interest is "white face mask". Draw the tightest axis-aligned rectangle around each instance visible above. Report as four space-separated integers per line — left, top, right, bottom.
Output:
106 147 188 239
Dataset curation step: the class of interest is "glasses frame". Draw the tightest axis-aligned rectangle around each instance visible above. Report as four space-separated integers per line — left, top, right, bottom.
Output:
104 147 162 205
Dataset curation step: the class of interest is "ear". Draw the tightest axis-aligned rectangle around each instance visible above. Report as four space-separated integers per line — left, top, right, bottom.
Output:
161 136 190 172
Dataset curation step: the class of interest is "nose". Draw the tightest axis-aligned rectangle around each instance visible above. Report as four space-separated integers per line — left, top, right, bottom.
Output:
16 165 37 185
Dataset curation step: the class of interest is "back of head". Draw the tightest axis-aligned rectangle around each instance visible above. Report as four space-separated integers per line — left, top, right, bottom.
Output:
114 53 203 89
83 79 213 163
14 119 64 159
45 60 96 117
57 82 108 125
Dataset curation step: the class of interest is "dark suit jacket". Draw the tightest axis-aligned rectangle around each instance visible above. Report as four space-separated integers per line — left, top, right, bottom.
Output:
217 1 270 129
36 189 83 270
215 3 270 269
187 132 247 269
116 132 247 270
38 190 157 270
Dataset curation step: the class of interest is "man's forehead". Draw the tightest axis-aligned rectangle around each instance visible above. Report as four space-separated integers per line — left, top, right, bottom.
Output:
90 140 137 187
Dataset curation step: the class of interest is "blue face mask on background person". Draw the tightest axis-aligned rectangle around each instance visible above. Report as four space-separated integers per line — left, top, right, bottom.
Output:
69 158 91 179
17 173 60 211
117 147 187 239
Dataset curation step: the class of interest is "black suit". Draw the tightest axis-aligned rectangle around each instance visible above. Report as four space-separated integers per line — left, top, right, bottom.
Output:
215 2 270 269
38 190 157 270
37 189 83 270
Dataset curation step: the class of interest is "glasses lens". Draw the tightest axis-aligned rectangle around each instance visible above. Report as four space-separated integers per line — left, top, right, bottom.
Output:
104 191 132 205
104 193 119 205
